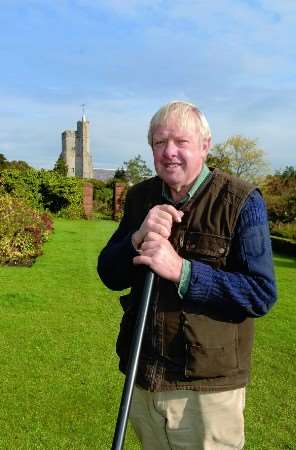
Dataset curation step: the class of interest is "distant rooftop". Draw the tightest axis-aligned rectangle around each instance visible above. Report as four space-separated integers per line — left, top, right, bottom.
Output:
93 168 116 181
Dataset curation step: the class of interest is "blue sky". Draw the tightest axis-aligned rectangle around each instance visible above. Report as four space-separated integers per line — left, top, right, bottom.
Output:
0 0 295 172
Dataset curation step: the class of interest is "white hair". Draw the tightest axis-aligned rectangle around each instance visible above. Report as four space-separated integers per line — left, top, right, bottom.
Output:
148 100 212 146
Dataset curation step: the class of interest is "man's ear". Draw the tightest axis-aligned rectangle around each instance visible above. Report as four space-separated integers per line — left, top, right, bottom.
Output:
202 137 212 155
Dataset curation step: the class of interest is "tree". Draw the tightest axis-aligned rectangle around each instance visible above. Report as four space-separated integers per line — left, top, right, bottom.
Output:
53 155 68 176
206 143 231 174
277 166 296 181
263 166 296 223
207 135 269 182
116 154 153 185
0 154 32 172
113 168 127 182
9 160 32 171
0 153 8 170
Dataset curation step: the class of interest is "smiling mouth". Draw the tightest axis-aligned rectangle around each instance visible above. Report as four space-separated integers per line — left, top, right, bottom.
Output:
164 163 181 169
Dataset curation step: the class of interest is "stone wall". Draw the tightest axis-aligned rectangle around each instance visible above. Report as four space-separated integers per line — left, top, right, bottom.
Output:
61 130 76 176
61 117 93 179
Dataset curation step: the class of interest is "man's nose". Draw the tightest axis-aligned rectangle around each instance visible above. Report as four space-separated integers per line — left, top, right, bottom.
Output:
163 140 177 157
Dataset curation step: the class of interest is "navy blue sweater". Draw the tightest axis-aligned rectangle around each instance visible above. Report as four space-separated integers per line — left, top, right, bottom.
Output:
185 190 277 317
98 190 277 319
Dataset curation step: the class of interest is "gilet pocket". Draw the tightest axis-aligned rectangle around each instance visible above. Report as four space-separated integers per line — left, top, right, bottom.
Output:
184 232 231 268
183 313 239 378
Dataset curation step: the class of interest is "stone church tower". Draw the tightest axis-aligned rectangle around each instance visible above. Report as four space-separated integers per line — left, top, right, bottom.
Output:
61 114 93 178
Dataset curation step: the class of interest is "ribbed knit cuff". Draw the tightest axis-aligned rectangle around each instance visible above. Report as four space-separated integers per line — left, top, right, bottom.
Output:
185 261 213 302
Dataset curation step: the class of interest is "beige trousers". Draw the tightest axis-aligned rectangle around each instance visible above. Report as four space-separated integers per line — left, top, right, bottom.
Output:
129 386 246 450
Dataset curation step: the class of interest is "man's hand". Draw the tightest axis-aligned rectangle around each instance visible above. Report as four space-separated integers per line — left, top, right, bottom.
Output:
132 204 183 250
133 232 183 282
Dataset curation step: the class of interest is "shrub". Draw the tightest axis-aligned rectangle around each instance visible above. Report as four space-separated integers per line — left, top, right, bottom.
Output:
91 180 113 218
89 179 128 219
40 171 84 219
0 192 53 266
86 179 114 218
0 168 84 218
263 169 296 224
0 168 43 209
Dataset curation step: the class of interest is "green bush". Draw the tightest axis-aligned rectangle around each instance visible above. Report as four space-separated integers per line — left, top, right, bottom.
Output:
263 168 296 224
0 168 84 218
40 171 84 219
89 179 128 219
0 168 43 209
0 167 130 220
0 192 53 266
90 179 113 218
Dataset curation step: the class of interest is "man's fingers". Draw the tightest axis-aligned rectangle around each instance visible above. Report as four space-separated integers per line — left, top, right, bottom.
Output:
158 204 184 223
133 237 182 282
142 231 163 242
133 255 152 267
140 239 160 254
136 204 184 248
146 214 172 235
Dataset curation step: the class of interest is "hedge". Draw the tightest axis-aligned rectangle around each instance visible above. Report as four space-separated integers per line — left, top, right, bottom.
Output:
0 168 84 218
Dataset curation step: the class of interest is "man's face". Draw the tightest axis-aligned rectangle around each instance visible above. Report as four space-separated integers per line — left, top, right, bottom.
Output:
152 118 210 194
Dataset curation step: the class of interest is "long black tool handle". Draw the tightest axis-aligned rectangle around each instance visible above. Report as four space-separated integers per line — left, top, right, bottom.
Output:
111 270 155 450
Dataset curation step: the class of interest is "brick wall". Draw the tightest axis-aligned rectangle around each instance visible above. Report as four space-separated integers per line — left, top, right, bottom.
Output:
83 183 93 219
113 182 126 220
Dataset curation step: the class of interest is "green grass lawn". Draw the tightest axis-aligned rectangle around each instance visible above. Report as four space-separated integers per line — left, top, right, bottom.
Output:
0 219 295 450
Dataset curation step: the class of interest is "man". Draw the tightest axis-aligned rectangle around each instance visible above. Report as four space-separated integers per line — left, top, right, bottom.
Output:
98 101 276 449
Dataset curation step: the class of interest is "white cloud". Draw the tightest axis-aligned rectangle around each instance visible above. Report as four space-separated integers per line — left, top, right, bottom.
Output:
0 0 296 172
1 85 296 173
